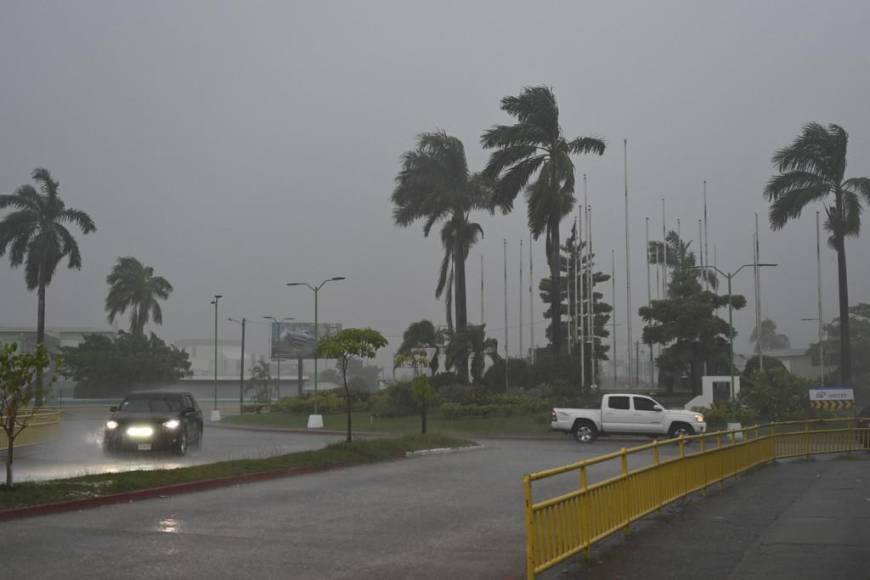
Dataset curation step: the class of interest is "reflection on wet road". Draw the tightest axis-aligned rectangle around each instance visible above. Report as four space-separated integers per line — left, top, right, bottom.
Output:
9 407 343 482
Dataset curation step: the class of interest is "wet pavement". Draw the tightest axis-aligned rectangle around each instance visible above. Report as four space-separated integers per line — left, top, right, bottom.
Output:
7 407 344 482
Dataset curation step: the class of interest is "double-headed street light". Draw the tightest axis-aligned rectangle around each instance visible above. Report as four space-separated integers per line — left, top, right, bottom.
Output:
263 315 294 400
210 295 223 421
286 277 346 425
690 264 777 399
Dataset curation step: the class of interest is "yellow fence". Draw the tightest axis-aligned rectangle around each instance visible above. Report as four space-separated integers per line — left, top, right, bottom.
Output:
523 419 869 579
1 408 63 450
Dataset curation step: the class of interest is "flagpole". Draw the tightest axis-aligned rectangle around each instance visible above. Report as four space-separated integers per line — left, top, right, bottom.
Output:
577 212 584 392
703 180 710 291
588 199 596 386
624 139 633 387
611 248 617 386
529 232 534 361
645 216 653 388
816 211 824 386
480 254 484 325
661 198 667 299
754 213 763 369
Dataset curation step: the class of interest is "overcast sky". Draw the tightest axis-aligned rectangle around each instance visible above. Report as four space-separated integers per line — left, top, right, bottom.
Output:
2 1 869 369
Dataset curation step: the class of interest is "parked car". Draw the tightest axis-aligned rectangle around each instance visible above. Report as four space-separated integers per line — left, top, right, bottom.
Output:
551 393 707 443
103 391 203 456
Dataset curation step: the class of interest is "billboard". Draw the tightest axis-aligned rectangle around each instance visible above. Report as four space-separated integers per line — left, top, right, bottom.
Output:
271 322 342 360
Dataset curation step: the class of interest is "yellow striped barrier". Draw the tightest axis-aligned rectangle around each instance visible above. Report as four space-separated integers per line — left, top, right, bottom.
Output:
523 418 868 579
2 408 62 450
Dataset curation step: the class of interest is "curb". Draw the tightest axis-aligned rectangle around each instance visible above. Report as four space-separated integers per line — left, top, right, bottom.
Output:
0 463 348 523
405 444 484 457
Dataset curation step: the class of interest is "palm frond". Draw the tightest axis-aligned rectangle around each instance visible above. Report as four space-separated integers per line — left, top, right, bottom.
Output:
764 171 829 201
768 183 830 229
491 155 546 211
843 177 870 204
59 208 96 234
568 137 606 156
31 168 60 198
771 122 844 181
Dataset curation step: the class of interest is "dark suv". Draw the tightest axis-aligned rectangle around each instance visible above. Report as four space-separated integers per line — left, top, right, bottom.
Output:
103 392 203 456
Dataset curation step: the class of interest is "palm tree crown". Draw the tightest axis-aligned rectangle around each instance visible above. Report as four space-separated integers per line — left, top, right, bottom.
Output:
764 122 870 383
481 86 605 355
0 168 96 343
106 257 174 337
392 131 489 334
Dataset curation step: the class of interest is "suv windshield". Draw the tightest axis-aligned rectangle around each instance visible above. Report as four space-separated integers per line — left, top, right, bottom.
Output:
120 397 183 413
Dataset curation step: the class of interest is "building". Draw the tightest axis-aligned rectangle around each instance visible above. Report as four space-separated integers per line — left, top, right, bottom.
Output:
0 326 116 353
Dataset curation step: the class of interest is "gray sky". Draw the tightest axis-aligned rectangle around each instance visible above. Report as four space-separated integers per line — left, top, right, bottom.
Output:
2 1 869 368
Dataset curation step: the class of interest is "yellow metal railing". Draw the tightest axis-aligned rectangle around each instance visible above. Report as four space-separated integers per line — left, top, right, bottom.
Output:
2 408 62 450
523 419 868 579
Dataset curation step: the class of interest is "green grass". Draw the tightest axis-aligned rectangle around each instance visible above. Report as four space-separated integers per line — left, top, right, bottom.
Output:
0 433 474 510
223 410 560 437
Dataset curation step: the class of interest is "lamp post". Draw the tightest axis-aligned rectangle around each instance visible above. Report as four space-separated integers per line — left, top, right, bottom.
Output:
227 317 247 415
210 295 222 421
690 264 777 399
264 316 293 400
286 277 346 428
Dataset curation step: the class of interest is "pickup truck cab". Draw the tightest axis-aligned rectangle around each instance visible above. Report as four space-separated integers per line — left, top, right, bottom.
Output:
551 394 706 443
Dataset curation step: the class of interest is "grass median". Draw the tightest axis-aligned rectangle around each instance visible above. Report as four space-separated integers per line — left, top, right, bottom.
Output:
222 411 559 437
0 433 474 511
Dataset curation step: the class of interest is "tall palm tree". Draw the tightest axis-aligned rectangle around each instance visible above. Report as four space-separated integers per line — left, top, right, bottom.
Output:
396 319 444 376
482 86 605 356
392 132 489 335
105 257 174 337
765 123 870 384
0 168 96 344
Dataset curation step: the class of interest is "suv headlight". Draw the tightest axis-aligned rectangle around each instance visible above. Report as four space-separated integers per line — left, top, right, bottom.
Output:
106 420 119 430
694 414 704 423
162 419 181 430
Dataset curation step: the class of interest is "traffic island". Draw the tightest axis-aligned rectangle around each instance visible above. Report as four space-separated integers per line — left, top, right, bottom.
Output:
0 433 476 520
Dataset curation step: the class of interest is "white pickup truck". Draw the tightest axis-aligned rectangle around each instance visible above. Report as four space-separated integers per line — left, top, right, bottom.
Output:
551 394 706 443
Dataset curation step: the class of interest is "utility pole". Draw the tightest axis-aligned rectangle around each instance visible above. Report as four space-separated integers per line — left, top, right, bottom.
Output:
210 295 222 421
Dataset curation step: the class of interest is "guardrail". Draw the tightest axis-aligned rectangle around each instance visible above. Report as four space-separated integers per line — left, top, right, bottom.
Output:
1 408 63 450
523 419 869 579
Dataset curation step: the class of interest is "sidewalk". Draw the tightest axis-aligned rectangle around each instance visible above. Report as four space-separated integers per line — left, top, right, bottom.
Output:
557 454 870 580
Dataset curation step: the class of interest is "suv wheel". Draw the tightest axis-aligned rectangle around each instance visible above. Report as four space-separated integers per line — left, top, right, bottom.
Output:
668 423 693 438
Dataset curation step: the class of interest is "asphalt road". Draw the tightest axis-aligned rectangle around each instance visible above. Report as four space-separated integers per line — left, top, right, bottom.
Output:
8 407 344 482
0 436 630 579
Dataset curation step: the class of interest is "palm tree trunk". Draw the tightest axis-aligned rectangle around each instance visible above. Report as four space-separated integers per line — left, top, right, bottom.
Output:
835 240 851 384
36 272 46 345
550 220 562 356
453 244 470 383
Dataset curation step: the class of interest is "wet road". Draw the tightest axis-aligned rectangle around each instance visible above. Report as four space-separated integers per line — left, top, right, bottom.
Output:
0 437 632 579
9 407 344 482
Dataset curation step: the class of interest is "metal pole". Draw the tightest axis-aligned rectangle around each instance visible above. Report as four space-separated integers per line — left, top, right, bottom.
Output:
276 356 281 400
519 238 523 359
816 211 824 386
727 274 735 399
661 199 667 298
503 238 509 391
297 357 303 397
588 201 596 386
578 213 584 391
611 248 617 386
703 180 710 291
624 139 633 387
645 217 653 388
529 232 534 359
754 213 763 370
481 254 485 325
212 295 221 414
240 317 246 414
314 287 319 412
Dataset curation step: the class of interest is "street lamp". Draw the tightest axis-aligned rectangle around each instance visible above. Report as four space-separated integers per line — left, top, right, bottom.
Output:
286 277 346 428
227 317 247 415
210 295 223 421
690 264 777 399
263 315 294 400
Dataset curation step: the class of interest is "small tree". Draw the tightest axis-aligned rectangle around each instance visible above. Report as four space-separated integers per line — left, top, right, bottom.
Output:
318 329 388 442
741 367 809 421
395 350 434 434
0 343 60 487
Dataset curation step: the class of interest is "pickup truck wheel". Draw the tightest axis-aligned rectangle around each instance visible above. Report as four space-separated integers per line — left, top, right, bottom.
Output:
668 423 693 438
573 421 598 443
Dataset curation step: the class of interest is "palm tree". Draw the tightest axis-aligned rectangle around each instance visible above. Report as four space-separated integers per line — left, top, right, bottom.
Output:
647 231 717 295
764 123 870 384
0 168 96 344
392 132 489 339
482 86 605 356
105 257 174 337
396 319 444 376
750 318 790 352
444 324 498 385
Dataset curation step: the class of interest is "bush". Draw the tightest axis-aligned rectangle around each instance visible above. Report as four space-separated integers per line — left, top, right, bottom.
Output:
693 401 758 429
273 391 352 415
369 381 419 417
740 368 809 421
439 393 551 420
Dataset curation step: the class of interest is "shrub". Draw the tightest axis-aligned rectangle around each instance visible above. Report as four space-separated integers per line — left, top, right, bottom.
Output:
369 381 419 417
272 391 354 415
740 368 809 421
693 401 758 429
